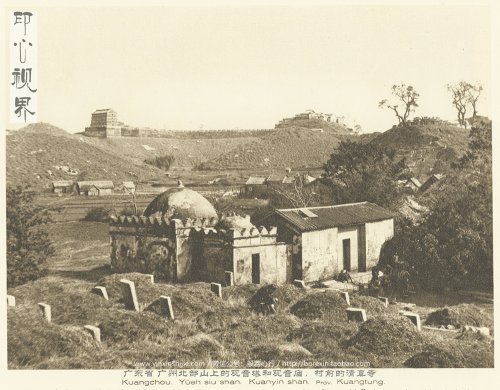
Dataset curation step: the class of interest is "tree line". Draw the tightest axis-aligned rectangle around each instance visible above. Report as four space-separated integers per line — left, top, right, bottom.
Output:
379 81 483 128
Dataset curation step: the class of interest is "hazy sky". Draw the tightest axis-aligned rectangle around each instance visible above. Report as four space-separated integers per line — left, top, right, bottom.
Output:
10 5 491 133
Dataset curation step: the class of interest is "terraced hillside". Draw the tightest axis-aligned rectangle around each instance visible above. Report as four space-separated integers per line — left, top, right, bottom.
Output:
6 120 473 190
81 134 259 167
6 128 162 191
199 125 353 170
6 123 266 190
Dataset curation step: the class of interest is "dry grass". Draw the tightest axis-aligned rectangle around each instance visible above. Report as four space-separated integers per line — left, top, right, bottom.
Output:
424 303 493 329
404 336 494 368
8 305 100 368
290 291 350 320
345 316 424 356
6 222 495 370
287 320 359 357
99 274 225 320
251 343 312 362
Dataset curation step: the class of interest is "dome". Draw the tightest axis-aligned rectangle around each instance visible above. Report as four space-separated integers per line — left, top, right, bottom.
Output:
143 183 217 220
215 215 255 230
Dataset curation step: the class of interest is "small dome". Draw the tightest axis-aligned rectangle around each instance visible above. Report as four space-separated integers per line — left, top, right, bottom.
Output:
216 215 255 230
143 186 217 220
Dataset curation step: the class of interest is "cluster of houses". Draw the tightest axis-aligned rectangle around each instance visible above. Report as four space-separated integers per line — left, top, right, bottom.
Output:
400 174 445 193
240 172 323 198
275 109 361 132
275 109 335 127
240 171 444 200
51 180 136 196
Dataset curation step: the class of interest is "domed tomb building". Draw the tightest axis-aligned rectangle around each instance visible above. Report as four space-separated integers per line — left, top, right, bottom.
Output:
110 183 395 285
109 183 289 284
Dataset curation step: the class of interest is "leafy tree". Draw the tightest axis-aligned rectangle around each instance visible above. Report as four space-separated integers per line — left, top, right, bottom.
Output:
7 186 55 287
378 119 492 291
323 141 408 208
379 84 420 126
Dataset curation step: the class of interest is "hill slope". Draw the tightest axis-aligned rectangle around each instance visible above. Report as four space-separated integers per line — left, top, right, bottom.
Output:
369 122 470 180
81 134 259 168
199 125 352 170
8 122 71 137
6 130 162 190
6 120 473 190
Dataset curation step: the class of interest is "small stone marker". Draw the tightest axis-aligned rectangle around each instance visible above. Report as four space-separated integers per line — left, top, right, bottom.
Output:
378 296 389 308
293 279 306 289
224 271 234 287
91 286 109 300
159 296 175 320
339 291 350 306
403 303 416 310
346 308 367 323
210 283 222 298
400 311 421 331
7 295 16 307
120 279 139 311
144 274 155 284
84 325 101 342
38 303 51 322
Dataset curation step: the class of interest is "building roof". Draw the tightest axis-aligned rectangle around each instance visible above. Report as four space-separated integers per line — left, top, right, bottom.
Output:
52 180 73 187
93 108 116 114
303 174 317 184
267 174 284 183
281 175 296 184
143 185 217 220
246 176 267 185
274 202 395 232
405 177 422 187
76 181 114 190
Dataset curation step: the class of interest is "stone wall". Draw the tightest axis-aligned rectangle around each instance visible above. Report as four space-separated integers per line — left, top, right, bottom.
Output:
111 232 175 280
110 216 176 281
301 228 338 283
204 240 232 284
365 219 394 269
84 127 107 137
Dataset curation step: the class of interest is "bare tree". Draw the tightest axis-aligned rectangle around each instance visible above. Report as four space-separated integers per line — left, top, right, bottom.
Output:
125 187 138 216
447 81 482 128
379 84 419 126
447 81 469 128
466 82 483 123
271 175 318 208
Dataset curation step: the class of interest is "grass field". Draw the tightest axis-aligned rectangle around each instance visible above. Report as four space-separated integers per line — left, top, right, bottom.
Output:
7 221 494 369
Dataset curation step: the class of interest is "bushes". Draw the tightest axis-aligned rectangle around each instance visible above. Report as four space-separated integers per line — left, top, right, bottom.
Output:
144 154 175 171
82 207 111 222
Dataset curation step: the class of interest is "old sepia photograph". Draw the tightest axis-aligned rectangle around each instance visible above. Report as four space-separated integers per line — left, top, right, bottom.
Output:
2 1 498 388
